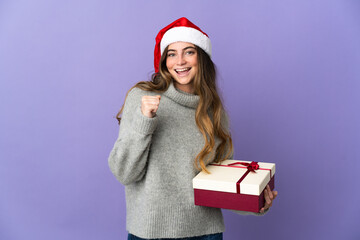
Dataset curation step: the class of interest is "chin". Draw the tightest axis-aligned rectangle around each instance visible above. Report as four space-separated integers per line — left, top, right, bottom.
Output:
174 78 192 85
171 73 195 86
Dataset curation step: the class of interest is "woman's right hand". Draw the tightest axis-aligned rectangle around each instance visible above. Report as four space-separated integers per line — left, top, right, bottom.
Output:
141 95 161 118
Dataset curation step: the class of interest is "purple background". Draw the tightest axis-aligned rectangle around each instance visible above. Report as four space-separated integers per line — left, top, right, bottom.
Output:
1 0 359 239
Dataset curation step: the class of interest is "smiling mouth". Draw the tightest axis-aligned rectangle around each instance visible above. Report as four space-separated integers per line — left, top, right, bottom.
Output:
175 67 191 74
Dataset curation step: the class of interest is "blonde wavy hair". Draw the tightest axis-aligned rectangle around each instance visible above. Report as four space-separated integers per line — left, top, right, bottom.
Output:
115 46 233 173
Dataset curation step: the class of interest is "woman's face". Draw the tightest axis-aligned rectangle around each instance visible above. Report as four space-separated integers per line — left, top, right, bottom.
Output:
166 42 198 94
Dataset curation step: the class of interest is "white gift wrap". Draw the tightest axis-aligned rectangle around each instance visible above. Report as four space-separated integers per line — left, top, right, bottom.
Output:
192 160 276 196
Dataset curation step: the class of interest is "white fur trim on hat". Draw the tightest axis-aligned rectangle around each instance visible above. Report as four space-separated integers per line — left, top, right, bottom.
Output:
160 26 212 57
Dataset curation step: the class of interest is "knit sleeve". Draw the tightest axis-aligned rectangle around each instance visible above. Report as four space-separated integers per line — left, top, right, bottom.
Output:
108 88 158 185
229 208 268 216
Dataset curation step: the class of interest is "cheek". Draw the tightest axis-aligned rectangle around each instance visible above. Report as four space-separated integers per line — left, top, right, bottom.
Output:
190 56 198 67
191 59 198 69
166 59 173 71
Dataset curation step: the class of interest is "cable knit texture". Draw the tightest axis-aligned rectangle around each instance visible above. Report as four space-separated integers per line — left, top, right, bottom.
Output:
108 82 263 239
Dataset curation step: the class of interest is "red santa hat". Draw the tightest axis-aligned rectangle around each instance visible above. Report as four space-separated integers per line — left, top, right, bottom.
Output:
154 17 212 73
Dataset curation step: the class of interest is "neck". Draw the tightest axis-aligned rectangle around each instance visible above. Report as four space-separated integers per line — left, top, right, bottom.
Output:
163 81 200 109
173 81 195 94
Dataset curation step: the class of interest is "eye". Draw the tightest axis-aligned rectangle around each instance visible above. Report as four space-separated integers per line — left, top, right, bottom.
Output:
186 51 195 55
167 53 176 57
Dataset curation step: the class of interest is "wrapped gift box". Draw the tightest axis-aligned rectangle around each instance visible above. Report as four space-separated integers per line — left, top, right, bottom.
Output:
193 160 275 213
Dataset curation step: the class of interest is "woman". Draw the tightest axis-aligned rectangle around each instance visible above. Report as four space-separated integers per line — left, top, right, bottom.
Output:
108 17 277 240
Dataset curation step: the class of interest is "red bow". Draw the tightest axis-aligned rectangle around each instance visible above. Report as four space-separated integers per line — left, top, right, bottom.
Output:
228 161 259 172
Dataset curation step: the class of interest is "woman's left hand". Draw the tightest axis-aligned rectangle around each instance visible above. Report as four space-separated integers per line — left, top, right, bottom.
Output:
260 185 278 213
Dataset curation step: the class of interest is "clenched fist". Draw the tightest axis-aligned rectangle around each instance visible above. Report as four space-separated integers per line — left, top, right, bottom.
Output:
141 95 161 118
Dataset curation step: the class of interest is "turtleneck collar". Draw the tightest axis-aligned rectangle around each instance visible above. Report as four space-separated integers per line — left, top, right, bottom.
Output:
163 81 200 109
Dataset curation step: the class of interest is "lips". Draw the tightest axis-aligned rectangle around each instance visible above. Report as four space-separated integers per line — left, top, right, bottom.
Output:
175 67 191 76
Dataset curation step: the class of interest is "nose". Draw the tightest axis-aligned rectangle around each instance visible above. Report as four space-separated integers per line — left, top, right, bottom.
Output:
177 54 186 65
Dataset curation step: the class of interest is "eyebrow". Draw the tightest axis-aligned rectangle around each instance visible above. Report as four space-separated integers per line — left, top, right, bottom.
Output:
167 46 196 52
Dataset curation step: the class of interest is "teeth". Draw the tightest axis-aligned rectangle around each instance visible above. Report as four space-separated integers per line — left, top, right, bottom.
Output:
176 68 190 72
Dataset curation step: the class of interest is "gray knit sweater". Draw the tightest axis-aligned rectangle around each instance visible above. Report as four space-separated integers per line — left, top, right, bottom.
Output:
108 82 262 239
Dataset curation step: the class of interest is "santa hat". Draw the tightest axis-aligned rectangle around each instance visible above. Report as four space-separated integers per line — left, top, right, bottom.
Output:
154 17 212 73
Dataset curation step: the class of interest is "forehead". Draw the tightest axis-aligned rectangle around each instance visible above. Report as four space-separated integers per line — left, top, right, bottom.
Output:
168 42 196 50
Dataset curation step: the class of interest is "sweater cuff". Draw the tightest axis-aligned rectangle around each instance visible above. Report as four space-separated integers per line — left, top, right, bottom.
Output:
229 207 269 216
132 105 158 135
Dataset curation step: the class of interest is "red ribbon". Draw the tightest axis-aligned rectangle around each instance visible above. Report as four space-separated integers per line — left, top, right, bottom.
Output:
228 161 259 172
210 161 271 194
